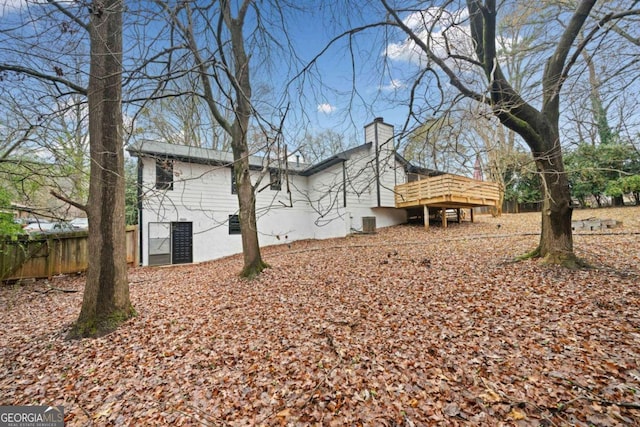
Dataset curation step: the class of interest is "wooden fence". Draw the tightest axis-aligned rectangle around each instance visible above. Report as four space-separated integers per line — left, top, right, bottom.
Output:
1 226 138 282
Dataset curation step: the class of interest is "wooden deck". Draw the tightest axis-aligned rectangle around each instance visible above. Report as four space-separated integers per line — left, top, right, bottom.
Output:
394 174 501 228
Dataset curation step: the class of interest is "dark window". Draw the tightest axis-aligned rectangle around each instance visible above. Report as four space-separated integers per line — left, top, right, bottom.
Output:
229 214 241 234
270 169 281 191
231 169 237 194
155 159 173 190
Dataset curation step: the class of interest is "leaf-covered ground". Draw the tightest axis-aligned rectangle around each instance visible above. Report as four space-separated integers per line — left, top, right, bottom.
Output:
1 207 639 426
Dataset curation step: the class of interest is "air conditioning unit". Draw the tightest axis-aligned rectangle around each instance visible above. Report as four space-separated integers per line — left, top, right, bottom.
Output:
362 216 376 234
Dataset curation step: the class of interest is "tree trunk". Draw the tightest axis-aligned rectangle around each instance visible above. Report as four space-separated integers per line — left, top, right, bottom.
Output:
230 103 267 278
233 156 267 278
226 4 268 278
507 118 580 266
469 0 596 267
231 114 267 278
68 0 133 338
533 132 575 265
177 0 268 278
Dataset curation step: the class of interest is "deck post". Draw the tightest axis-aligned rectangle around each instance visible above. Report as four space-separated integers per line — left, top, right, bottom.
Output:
441 208 447 228
456 209 461 223
423 205 429 229
470 208 474 223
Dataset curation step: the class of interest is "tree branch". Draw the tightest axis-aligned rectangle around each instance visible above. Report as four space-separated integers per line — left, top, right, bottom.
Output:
543 0 597 112
155 0 234 135
381 0 485 103
46 0 89 32
1 125 35 161
288 21 389 89
561 8 640 85
466 1 545 150
50 190 87 213
0 64 87 95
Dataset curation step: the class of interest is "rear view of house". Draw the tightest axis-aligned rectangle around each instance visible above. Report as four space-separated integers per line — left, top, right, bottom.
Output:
128 118 428 266
128 117 501 266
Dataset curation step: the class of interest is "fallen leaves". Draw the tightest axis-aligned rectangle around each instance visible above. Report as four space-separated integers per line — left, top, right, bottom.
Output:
1 206 639 425
507 407 526 421
479 389 502 404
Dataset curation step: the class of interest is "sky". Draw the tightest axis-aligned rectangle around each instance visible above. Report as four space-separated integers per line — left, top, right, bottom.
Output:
130 0 425 148
0 0 21 16
249 1 425 145
3 1 639 161
261 2 483 147
0 0 466 147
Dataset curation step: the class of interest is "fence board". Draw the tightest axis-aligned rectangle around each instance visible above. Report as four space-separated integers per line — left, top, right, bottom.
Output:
1 226 137 282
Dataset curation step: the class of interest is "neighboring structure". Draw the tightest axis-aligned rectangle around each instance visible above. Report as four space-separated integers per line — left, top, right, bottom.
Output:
8 181 86 222
128 118 498 266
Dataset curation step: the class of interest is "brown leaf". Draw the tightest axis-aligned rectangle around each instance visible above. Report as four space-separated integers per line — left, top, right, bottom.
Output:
443 402 460 417
1 206 639 425
507 408 526 420
479 389 501 403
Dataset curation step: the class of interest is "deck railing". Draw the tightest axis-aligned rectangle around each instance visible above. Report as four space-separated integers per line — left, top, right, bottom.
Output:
395 174 501 208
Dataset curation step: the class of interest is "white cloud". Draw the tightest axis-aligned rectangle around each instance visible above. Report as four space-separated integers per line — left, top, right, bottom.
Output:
317 103 336 114
0 0 26 17
380 79 406 91
385 7 476 70
386 38 427 65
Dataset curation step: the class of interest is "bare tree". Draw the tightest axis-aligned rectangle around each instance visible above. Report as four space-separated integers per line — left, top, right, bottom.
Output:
69 0 133 337
404 111 474 173
378 0 640 266
298 129 350 164
136 73 229 150
1 1 133 337
0 58 89 219
153 0 308 278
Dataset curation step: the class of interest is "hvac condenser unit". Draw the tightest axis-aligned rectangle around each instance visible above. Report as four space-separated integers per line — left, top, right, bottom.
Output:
362 216 376 234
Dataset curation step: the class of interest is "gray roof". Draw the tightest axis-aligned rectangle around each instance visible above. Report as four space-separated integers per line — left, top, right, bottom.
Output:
299 143 372 176
394 151 443 177
298 143 443 177
127 139 443 177
127 139 308 173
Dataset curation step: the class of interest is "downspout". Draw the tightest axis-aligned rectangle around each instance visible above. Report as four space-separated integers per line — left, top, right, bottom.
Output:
394 144 398 186
342 161 347 207
374 120 381 207
137 157 143 266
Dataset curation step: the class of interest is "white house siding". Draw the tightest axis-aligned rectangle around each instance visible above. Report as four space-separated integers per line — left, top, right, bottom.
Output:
140 157 319 265
140 158 239 264
305 162 350 239
345 147 376 208
133 118 413 266
254 172 316 244
363 118 403 208
303 136 407 237
341 140 407 232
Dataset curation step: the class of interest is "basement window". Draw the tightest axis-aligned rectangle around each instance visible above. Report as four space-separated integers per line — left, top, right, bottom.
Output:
155 159 173 190
270 170 281 191
229 214 241 234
